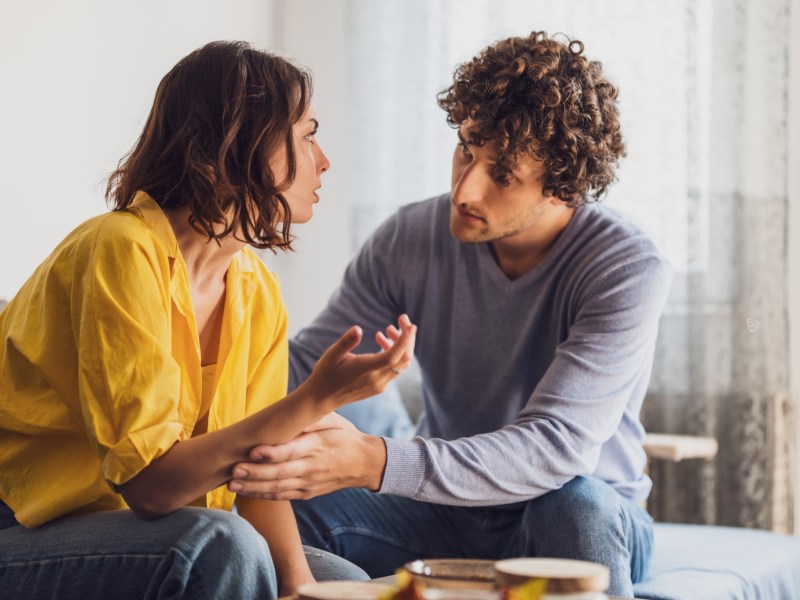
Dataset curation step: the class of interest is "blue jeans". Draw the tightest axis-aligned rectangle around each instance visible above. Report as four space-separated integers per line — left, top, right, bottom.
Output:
293 476 653 598
0 501 367 600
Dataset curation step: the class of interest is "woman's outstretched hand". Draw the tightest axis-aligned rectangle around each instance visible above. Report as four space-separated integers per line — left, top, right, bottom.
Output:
301 314 416 410
225 315 415 500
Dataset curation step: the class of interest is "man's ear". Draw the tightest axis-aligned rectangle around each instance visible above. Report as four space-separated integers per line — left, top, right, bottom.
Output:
547 195 568 207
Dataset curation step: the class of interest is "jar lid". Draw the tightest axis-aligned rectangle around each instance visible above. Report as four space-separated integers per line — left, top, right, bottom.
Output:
297 581 394 599
494 558 610 593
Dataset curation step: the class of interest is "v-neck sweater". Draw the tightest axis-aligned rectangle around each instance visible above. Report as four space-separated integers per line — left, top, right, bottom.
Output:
290 194 672 506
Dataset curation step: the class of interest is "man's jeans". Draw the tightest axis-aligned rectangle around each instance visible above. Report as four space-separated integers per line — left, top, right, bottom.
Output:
0 501 367 600
293 476 653 598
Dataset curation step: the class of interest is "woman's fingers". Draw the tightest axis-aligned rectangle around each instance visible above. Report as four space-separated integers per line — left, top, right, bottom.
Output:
375 331 393 351
382 318 416 368
376 314 412 351
343 315 417 381
326 325 363 361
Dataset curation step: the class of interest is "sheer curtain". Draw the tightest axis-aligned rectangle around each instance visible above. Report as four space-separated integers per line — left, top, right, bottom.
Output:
336 0 794 531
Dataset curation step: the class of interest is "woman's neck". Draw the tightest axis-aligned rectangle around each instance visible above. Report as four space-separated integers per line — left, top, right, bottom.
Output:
163 206 247 288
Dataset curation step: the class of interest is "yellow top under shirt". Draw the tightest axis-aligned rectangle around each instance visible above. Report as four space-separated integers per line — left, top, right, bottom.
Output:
0 192 288 527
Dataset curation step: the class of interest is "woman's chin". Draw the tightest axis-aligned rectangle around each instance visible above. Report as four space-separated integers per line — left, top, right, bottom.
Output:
291 209 313 225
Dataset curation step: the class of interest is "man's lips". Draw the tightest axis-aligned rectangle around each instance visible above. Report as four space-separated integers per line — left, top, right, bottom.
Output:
456 206 486 222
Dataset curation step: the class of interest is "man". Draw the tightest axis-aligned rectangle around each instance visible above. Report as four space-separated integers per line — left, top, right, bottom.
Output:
231 31 671 597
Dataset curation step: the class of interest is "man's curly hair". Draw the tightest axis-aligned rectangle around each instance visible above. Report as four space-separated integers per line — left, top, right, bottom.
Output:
437 31 625 207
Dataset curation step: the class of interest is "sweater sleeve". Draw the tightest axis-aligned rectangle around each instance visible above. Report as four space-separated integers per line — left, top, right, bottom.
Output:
379 252 672 505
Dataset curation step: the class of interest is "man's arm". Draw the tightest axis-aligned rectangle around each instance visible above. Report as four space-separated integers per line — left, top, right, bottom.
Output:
231 253 672 505
379 255 672 504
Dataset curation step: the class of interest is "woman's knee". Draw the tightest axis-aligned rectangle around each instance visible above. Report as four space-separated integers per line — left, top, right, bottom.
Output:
178 508 272 564
164 508 278 597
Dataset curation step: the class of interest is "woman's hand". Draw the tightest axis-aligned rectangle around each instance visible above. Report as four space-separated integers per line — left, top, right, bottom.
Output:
300 314 416 410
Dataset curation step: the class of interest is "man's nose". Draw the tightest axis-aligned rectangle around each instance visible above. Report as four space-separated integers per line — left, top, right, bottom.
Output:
452 166 485 206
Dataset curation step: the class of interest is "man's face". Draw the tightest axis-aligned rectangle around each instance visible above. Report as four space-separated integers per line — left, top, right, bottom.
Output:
449 120 553 244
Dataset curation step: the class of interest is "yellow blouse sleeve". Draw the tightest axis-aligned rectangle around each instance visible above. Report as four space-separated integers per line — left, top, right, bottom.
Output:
76 221 184 488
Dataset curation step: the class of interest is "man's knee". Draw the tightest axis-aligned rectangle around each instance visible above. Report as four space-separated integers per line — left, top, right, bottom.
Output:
523 476 624 535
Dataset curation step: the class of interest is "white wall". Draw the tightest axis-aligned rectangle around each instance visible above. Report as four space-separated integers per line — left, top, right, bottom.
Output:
0 0 274 300
262 0 354 335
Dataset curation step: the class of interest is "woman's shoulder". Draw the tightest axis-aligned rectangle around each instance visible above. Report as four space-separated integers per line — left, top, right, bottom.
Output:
41 210 167 273
49 209 168 265
92 209 172 252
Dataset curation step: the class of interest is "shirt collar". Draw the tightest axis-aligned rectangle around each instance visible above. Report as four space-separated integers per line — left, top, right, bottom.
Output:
127 191 179 258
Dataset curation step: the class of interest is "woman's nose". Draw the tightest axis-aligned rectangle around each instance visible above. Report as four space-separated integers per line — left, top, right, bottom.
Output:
316 144 330 173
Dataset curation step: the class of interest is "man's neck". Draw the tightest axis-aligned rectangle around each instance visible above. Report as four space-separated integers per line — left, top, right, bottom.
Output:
489 204 575 281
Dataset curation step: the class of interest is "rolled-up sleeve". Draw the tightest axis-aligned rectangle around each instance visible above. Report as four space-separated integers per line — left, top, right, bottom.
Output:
76 226 184 488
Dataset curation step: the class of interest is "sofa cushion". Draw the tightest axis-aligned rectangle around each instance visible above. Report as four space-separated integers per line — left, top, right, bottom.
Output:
635 523 800 600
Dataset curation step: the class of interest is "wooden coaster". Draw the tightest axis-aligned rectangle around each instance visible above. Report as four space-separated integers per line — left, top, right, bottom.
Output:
297 581 394 599
494 558 610 593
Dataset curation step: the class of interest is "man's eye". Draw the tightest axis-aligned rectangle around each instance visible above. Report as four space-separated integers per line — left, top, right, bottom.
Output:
459 141 471 156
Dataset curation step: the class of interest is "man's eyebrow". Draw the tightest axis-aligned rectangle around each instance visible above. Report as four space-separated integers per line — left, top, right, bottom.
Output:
457 130 470 145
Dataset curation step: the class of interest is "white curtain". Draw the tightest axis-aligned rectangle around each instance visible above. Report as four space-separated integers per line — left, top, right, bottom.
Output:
340 0 794 531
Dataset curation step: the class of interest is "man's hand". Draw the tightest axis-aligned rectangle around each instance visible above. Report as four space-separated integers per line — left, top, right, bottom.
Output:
228 413 387 500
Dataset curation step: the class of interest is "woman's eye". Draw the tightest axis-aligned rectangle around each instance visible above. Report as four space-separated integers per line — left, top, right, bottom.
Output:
306 130 318 142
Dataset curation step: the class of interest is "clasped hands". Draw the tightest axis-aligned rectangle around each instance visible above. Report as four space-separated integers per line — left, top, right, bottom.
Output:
228 314 416 500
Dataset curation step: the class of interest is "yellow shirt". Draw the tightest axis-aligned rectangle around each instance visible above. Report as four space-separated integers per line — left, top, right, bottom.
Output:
0 192 288 527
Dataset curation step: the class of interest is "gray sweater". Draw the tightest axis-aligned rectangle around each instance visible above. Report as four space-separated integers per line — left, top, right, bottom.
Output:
289 194 672 506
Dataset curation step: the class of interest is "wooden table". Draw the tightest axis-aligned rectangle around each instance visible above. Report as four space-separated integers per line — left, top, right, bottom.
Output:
281 587 636 599
278 596 636 600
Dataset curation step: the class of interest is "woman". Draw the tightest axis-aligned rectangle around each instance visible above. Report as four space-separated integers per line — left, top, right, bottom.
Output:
0 41 415 599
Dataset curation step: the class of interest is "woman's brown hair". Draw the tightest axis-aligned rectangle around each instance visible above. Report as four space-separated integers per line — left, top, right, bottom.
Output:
438 31 624 207
106 41 311 250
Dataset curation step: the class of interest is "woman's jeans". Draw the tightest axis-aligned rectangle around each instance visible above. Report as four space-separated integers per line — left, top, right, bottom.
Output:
293 476 654 598
0 501 367 600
